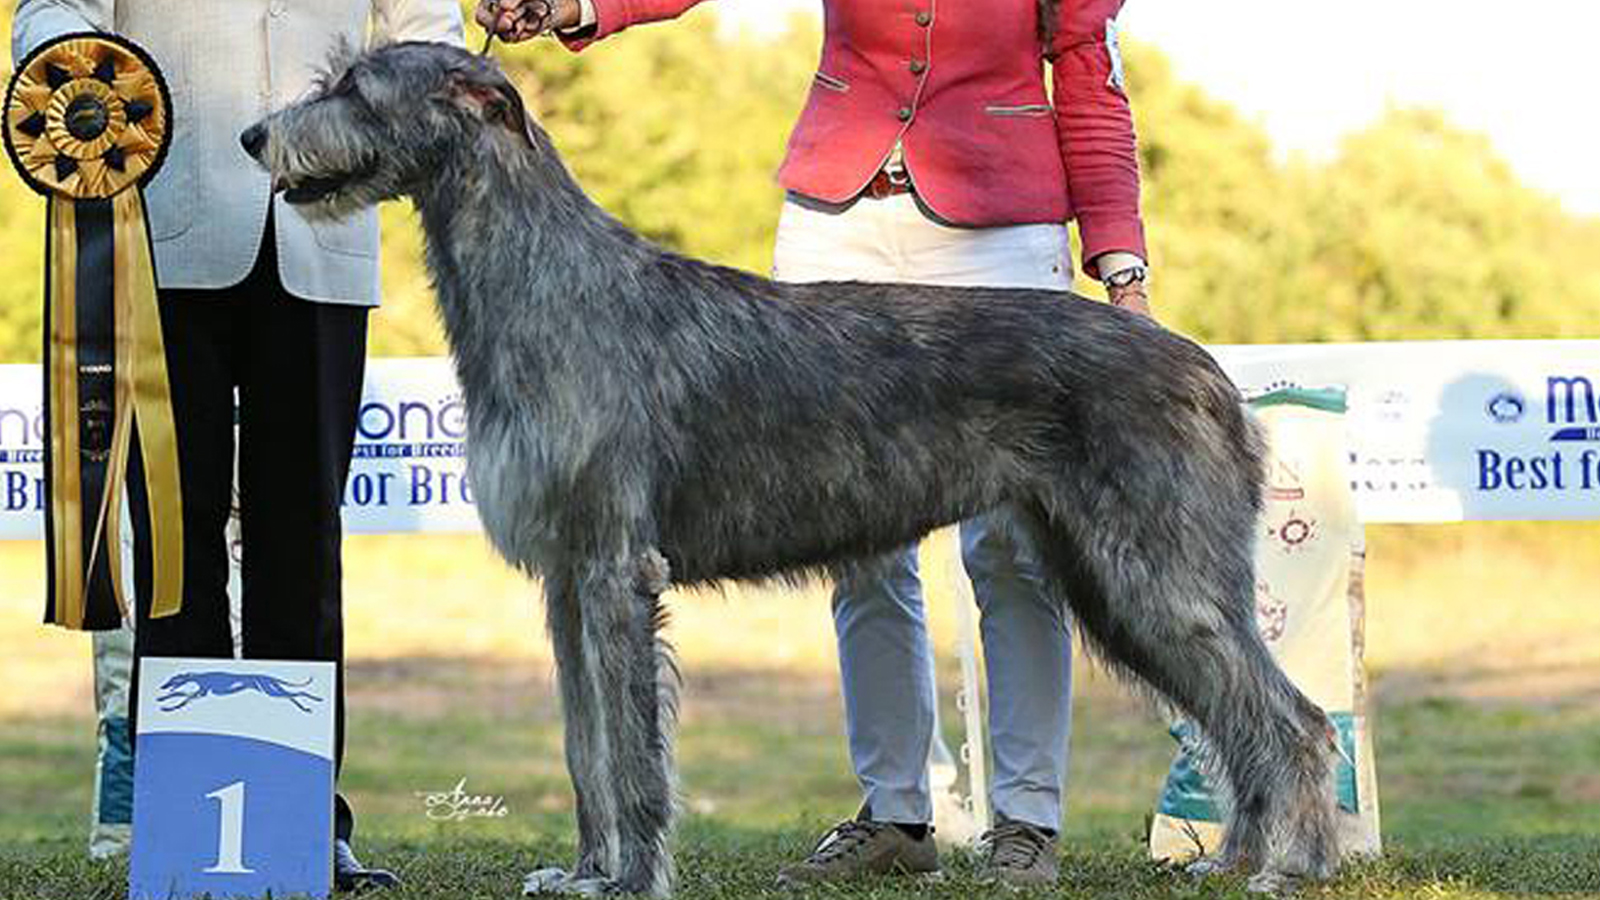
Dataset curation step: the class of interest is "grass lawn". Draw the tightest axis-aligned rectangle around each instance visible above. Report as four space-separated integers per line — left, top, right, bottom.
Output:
4 524 1600 898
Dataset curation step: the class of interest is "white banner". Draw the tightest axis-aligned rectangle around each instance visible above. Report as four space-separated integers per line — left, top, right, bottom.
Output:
338 358 477 535
1217 340 1600 522
2 340 1597 539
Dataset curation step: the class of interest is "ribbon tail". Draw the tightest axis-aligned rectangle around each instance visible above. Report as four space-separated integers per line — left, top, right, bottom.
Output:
113 190 182 619
102 281 137 622
85 395 134 622
44 198 86 628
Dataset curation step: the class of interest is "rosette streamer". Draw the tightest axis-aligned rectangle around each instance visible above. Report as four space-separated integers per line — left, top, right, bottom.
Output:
4 33 180 629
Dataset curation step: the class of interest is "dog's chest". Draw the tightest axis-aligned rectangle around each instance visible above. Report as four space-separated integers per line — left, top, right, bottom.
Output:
463 408 566 570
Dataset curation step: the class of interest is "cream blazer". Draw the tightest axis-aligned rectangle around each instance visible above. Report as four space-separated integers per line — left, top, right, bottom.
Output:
12 0 464 305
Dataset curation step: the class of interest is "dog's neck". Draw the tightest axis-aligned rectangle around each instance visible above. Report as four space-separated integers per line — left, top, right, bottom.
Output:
411 131 650 406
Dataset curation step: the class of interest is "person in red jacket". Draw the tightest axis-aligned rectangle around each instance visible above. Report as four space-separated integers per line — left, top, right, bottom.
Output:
482 0 1152 888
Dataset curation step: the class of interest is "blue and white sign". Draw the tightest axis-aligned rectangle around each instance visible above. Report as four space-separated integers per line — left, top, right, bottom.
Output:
131 658 335 900
342 357 476 534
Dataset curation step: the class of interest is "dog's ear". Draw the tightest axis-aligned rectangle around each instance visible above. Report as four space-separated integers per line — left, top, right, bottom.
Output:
324 36 361 83
445 63 538 150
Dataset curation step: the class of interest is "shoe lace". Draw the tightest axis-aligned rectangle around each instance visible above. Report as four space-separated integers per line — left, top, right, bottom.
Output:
806 820 884 864
982 819 1049 870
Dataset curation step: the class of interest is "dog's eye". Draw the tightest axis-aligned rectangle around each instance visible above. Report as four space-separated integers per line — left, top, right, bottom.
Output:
330 71 358 97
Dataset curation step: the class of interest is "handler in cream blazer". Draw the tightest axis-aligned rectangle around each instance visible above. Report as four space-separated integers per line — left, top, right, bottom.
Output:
12 1 463 890
14 0 462 303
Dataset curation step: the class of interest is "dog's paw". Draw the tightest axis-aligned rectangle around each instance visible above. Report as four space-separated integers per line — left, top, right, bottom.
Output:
524 867 569 894
1245 870 1298 895
634 548 671 597
523 867 616 897
1185 855 1238 878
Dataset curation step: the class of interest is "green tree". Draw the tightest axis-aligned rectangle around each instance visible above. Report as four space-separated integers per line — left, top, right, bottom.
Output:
1121 40 1600 343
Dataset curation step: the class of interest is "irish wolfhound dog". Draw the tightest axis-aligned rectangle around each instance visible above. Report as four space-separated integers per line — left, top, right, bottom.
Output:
243 42 1339 896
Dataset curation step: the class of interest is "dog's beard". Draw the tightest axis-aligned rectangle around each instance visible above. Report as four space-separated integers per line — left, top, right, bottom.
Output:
259 110 389 220
276 172 384 221
267 149 385 221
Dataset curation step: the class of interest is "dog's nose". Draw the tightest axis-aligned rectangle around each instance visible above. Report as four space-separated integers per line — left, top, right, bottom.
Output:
239 122 266 160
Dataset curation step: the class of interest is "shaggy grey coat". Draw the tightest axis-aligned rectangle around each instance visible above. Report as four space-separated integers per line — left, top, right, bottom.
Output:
245 42 1340 897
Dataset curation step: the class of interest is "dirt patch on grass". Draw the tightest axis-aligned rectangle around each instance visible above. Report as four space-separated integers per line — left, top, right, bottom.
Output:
345 656 848 729
1374 660 1600 709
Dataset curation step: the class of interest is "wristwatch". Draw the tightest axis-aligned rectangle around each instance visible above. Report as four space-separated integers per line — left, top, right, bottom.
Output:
1104 264 1148 289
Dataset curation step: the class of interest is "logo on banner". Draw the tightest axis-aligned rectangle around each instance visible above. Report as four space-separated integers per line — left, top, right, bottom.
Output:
346 389 475 516
0 404 43 457
0 403 44 515
354 393 467 450
157 672 324 714
1485 391 1526 424
1546 376 1600 442
1477 375 1600 493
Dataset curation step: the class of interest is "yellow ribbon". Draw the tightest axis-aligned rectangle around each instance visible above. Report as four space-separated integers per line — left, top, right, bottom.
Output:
117 188 183 619
46 199 84 627
42 190 184 627
8 34 181 628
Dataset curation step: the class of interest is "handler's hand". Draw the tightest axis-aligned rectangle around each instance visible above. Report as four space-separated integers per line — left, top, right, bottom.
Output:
1108 281 1154 318
475 0 581 43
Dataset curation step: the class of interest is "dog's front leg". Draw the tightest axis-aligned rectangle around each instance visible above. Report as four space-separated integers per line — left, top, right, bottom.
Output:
588 549 679 897
525 569 620 897
526 551 679 898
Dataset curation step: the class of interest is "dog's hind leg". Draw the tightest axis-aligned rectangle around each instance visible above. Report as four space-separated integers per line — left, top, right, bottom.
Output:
1025 472 1339 891
525 569 621 897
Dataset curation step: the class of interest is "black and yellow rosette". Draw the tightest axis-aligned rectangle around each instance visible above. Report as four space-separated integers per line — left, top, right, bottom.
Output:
3 33 181 630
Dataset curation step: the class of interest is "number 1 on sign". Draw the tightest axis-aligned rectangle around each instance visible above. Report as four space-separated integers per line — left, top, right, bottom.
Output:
203 781 255 874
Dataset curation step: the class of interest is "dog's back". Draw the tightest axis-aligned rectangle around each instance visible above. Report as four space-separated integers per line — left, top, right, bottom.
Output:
646 268 1259 586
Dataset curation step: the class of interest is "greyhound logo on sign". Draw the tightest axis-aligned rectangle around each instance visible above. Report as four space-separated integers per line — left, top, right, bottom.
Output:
157 672 324 714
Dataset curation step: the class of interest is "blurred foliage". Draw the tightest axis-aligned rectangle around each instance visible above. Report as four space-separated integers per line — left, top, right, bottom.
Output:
376 7 820 356
0 7 1597 361
1126 44 1600 343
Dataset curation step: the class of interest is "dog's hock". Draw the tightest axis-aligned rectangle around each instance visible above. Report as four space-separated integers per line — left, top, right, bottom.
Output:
635 548 670 597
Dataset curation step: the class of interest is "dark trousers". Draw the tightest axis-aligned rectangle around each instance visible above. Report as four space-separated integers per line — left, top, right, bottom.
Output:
128 227 369 842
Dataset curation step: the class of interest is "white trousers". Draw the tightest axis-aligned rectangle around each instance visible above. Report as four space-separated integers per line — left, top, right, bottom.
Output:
772 194 1076 830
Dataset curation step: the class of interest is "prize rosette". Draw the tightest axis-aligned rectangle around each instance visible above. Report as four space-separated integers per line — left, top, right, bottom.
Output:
3 33 182 630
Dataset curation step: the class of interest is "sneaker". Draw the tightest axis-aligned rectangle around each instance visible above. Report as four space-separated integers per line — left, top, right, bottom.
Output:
977 817 1059 888
333 839 401 893
775 813 939 888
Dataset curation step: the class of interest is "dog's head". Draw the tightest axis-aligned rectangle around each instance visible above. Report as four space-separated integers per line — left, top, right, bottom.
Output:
240 41 539 221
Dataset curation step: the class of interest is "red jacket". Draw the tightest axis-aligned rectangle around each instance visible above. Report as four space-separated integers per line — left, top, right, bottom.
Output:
566 0 1146 273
